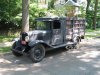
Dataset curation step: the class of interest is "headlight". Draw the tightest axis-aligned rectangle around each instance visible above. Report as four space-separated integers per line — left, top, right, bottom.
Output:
25 36 29 42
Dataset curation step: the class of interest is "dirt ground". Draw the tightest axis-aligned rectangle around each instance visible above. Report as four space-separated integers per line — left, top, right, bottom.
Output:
0 38 100 75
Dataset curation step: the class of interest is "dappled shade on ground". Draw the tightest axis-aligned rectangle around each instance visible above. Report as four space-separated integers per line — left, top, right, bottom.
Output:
0 38 100 75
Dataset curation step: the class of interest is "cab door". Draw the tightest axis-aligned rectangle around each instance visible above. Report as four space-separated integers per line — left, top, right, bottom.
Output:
51 20 63 45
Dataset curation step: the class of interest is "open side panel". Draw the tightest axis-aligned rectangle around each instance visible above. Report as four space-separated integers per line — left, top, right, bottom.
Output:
66 17 86 41
66 18 73 41
73 18 86 38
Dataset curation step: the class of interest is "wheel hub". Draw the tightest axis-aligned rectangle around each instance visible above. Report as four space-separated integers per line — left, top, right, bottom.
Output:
34 49 42 59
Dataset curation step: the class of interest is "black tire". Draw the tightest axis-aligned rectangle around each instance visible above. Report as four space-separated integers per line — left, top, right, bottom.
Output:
73 37 80 44
73 44 80 49
12 42 23 57
65 46 72 50
73 37 80 49
81 36 84 39
30 44 45 63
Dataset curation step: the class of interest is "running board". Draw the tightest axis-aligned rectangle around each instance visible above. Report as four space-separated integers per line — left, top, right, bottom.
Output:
47 42 76 50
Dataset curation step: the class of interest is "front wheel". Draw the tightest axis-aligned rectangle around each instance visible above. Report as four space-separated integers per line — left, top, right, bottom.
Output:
30 44 45 63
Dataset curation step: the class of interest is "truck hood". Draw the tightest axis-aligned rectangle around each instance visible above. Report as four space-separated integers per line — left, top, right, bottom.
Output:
26 30 47 37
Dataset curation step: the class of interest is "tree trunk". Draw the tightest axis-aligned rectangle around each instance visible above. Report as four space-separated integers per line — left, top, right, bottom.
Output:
93 0 98 30
86 0 91 13
22 0 30 32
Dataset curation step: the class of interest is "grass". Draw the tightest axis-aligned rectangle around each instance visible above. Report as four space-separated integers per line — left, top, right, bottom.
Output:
0 33 18 53
86 28 100 32
0 32 19 53
0 31 19 43
0 35 16 53
0 46 11 53
85 28 100 38
0 35 16 43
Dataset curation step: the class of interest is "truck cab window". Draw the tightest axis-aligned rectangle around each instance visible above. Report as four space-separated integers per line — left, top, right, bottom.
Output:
36 21 51 30
53 20 61 29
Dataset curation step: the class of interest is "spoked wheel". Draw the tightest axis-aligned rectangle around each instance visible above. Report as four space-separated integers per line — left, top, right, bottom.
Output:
30 44 45 63
12 42 23 57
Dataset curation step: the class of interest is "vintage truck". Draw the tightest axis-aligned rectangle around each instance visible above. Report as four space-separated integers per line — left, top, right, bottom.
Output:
11 17 85 62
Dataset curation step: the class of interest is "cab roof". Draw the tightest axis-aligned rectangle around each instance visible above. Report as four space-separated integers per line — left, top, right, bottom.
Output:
35 17 66 21
35 17 85 21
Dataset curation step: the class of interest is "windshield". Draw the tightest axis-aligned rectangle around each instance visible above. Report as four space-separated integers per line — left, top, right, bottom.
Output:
36 21 51 30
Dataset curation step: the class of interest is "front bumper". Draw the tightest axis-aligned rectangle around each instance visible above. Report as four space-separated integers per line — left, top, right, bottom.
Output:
12 46 26 54
11 41 27 55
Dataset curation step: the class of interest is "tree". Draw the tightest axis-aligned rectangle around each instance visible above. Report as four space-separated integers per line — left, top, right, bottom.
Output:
93 0 98 30
86 0 91 13
86 0 100 29
0 0 22 30
22 0 30 32
48 0 57 9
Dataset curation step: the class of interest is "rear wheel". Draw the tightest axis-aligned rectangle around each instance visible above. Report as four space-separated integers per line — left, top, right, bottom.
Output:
73 37 80 49
81 35 84 39
30 44 45 63
12 42 23 57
